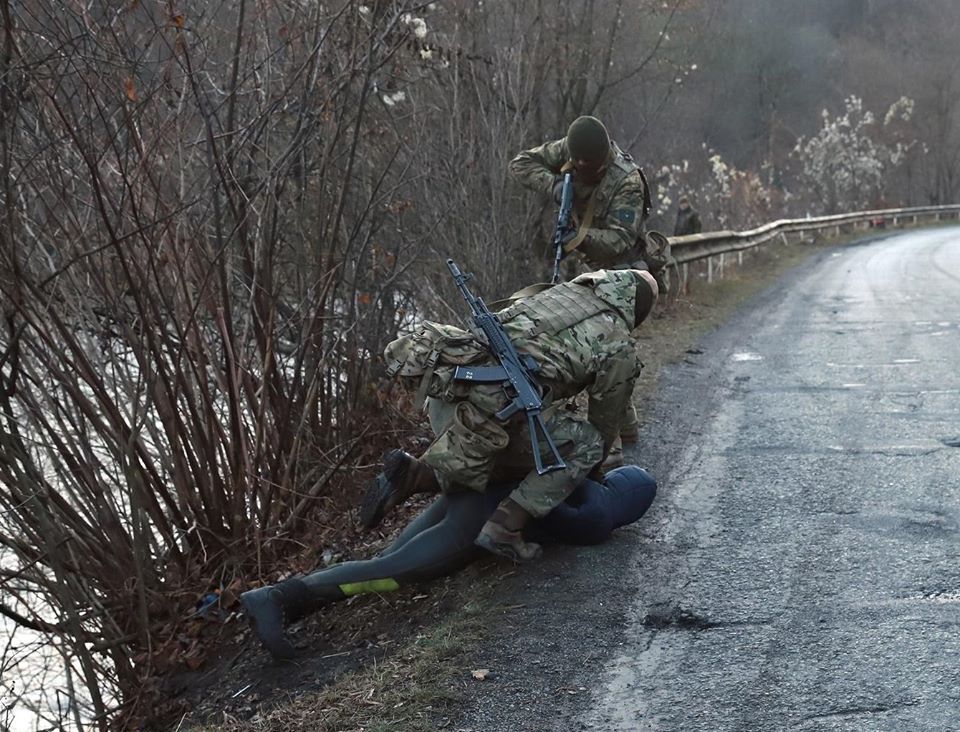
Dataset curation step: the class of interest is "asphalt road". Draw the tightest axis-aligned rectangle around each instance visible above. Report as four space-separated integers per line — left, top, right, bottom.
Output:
458 227 960 731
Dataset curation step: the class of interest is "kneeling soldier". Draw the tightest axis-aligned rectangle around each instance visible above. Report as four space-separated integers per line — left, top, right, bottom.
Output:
361 268 659 562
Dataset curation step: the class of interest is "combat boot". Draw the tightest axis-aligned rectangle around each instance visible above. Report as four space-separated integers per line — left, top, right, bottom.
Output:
475 498 542 562
359 449 440 529
602 436 624 471
602 428 640 471
240 578 315 660
620 428 641 463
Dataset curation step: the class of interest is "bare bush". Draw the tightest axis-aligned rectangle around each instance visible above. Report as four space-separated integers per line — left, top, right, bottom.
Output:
0 0 689 727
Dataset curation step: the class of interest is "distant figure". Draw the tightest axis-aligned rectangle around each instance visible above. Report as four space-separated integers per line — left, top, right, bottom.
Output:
673 196 702 236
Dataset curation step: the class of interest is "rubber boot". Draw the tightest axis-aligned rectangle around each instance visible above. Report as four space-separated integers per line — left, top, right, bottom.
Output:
359 449 440 529
240 577 316 660
475 498 542 562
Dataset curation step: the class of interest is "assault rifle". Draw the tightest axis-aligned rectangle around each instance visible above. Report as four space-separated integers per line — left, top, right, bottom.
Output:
551 171 575 284
446 258 566 475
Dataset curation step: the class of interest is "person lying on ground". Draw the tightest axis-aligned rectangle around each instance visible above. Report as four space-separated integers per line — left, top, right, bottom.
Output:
241 465 656 659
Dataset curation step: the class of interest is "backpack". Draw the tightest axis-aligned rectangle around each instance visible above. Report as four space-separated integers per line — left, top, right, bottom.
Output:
383 321 488 406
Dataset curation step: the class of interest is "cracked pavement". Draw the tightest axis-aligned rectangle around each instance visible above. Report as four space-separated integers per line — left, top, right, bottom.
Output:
456 228 960 732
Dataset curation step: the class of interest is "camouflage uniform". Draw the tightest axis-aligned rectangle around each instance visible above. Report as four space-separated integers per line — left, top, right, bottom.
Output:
385 270 644 518
509 138 650 271
510 138 650 438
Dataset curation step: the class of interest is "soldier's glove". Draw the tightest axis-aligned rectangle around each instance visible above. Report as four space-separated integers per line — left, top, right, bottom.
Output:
552 176 565 204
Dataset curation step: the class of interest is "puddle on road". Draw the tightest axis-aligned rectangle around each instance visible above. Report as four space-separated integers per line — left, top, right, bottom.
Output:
731 351 763 362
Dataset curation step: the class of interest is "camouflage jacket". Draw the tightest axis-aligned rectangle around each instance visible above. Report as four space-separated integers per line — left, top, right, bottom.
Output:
509 138 649 270
384 271 643 450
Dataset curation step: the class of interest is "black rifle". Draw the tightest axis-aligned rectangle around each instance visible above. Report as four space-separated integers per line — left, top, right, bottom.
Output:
446 258 566 475
551 171 575 284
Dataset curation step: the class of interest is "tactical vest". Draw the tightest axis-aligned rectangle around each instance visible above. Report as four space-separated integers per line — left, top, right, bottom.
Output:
498 281 613 338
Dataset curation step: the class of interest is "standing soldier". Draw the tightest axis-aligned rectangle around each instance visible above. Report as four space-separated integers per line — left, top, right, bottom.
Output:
509 116 653 272
361 268 659 562
509 116 660 465
674 195 702 236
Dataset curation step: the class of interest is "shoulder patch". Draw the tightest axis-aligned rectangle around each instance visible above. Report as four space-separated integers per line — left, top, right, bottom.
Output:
614 208 636 224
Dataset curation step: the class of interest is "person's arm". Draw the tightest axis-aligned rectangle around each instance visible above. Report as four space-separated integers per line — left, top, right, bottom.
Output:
586 339 643 453
508 138 567 196
577 176 646 267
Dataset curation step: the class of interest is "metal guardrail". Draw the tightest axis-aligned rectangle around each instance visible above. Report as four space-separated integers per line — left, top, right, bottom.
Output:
668 205 960 268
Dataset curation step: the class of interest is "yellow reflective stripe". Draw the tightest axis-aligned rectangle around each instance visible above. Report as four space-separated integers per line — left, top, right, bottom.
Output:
338 578 400 597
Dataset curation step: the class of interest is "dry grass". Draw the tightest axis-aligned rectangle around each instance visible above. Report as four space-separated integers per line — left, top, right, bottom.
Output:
191 600 491 732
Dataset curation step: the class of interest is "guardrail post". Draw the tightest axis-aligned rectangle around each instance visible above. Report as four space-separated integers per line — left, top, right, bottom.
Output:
892 215 899 226
738 251 743 267
707 256 714 284
780 232 788 246
682 262 689 294
718 252 725 279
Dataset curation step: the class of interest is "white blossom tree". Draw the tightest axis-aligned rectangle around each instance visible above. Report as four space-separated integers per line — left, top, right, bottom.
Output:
792 96 916 213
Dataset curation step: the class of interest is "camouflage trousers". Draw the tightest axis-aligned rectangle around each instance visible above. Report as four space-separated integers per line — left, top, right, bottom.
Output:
423 392 603 518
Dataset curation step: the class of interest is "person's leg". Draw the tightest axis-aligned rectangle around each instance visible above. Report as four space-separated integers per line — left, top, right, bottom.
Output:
378 495 449 558
360 394 508 529
505 413 604 518
242 491 489 659
306 491 488 591
476 412 603 561
603 400 640 470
